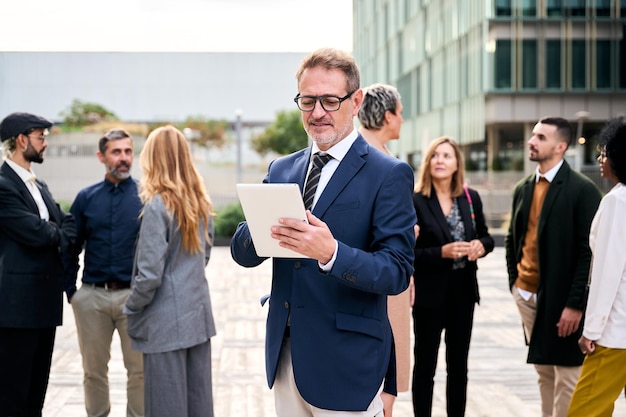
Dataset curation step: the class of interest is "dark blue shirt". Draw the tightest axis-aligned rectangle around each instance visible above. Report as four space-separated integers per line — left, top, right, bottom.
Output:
64 177 142 298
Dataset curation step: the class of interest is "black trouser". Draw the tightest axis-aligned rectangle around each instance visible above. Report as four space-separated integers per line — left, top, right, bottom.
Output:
412 270 476 417
0 327 56 417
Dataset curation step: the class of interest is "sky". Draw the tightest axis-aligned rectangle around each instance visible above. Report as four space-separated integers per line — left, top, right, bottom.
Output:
0 0 353 52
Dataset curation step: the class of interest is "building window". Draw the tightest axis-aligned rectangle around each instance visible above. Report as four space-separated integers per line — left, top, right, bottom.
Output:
596 40 612 89
572 40 587 89
546 40 562 89
522 40 538 88
521 0 537 16
595 0 611 16
564 0 587 16
495 0 512 16
398 72 413 117
547 0 563 16
622 0 626 16
495 40 512 89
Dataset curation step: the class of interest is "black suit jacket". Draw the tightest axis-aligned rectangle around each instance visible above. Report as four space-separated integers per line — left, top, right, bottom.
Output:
413 186 494 308
0 162 76 328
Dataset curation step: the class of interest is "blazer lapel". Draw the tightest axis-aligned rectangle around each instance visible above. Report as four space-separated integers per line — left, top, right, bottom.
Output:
0 163 39 214
426 189 454 242
538 162 567 236
36 179 61 223
312 137 367 218
519 175 534 232
288 148 312 193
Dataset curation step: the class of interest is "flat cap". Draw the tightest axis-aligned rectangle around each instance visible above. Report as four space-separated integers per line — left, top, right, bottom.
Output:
0 112 53 141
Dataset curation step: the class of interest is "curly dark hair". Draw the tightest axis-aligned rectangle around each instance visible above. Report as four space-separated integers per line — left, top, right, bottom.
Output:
598 117 626 184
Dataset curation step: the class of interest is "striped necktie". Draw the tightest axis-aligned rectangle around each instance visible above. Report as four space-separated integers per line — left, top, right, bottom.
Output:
303 152 332 210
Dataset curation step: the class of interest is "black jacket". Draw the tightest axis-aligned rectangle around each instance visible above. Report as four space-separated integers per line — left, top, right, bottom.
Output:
0 162 76 328
413 186 494 308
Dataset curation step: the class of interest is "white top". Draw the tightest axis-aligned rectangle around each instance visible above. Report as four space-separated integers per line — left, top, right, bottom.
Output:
583 182 626 348
307 128 358 210
307 128 359 271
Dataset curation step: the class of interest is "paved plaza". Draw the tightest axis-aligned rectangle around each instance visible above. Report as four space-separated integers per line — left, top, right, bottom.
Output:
43 247 626 417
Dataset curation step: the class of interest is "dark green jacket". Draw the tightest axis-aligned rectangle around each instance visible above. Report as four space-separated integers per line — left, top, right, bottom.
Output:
505 160 601 366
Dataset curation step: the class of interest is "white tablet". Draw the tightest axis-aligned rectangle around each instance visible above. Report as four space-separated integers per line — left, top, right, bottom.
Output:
235 183 309 258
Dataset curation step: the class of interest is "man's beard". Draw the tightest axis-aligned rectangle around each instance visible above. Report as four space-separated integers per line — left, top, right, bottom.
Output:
24 142 44 164
305 119 353 149
108 161 131 181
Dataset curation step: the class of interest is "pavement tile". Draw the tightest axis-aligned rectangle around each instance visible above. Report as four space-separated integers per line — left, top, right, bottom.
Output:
43 247 626 417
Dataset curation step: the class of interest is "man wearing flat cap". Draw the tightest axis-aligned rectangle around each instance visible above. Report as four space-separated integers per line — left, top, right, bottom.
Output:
0 112 77 417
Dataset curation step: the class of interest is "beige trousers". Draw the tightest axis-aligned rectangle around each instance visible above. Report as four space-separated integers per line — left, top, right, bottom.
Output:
72 284 144 417
513 286 581 417
274 338 384 417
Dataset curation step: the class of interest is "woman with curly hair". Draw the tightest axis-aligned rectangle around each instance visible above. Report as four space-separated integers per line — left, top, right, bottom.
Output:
568 117 626 417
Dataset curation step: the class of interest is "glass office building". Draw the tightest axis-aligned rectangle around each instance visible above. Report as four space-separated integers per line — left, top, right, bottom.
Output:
353 0 626 173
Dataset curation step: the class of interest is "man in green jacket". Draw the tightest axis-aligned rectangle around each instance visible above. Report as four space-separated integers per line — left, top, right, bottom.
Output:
505 116 601 417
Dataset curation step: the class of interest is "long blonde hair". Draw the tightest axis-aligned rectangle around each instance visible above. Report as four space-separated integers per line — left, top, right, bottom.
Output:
139 125 214 253
415 136 465 198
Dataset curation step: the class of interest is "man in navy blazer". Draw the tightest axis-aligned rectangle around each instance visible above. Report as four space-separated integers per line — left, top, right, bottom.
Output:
0 112 76 416
231 49 416 416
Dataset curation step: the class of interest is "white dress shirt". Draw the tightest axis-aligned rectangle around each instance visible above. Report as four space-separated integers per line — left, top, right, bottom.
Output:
305 128 359 271
583 182 626 348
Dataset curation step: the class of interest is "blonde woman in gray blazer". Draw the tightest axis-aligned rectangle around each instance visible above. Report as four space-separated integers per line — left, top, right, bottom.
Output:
124 125 216 417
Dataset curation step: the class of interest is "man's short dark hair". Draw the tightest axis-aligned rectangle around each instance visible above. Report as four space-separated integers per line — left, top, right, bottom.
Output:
539 117 573 148
99 129 132 154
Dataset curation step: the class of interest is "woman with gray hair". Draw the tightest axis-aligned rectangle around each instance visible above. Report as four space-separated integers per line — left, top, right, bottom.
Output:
358 83 414 417
358 83 403 155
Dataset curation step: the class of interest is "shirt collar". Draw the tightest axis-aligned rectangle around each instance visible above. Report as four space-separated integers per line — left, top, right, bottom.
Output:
535 159 564 183
5 158 36 184
310 127 358 162
104 176 134 191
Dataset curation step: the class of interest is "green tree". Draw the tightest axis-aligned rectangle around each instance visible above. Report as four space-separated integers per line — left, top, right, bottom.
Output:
178 116 228 148
59 99 118 129
252 110 308 156
213 202 245 238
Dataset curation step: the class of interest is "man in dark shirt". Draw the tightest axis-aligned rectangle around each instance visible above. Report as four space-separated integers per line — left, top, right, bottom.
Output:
64 129 144 417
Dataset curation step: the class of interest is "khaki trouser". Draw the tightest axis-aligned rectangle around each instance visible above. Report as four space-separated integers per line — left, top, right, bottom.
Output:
274 338 384 417
72 284 144 417
513 286 581 417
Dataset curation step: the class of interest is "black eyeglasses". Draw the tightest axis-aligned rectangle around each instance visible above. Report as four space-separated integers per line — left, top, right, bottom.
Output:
293 91 356 112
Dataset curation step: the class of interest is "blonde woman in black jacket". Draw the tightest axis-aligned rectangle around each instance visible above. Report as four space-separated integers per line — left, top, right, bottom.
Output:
411 136 494 417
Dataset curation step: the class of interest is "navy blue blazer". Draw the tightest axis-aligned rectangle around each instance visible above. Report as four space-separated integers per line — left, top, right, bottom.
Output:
0 162 76 328
231 135 416 411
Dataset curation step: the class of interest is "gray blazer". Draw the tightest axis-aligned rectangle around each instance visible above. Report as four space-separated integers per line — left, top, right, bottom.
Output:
124 195 216 354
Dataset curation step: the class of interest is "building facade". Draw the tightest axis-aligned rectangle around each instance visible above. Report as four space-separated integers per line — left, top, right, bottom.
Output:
353 0 626 177
0 52 307 206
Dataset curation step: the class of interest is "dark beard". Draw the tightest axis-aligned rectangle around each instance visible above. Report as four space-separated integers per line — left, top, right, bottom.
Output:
24 142 44 164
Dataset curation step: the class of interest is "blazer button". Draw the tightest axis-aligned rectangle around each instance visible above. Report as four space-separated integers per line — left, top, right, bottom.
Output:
294 261 301 269
284 301 289 309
